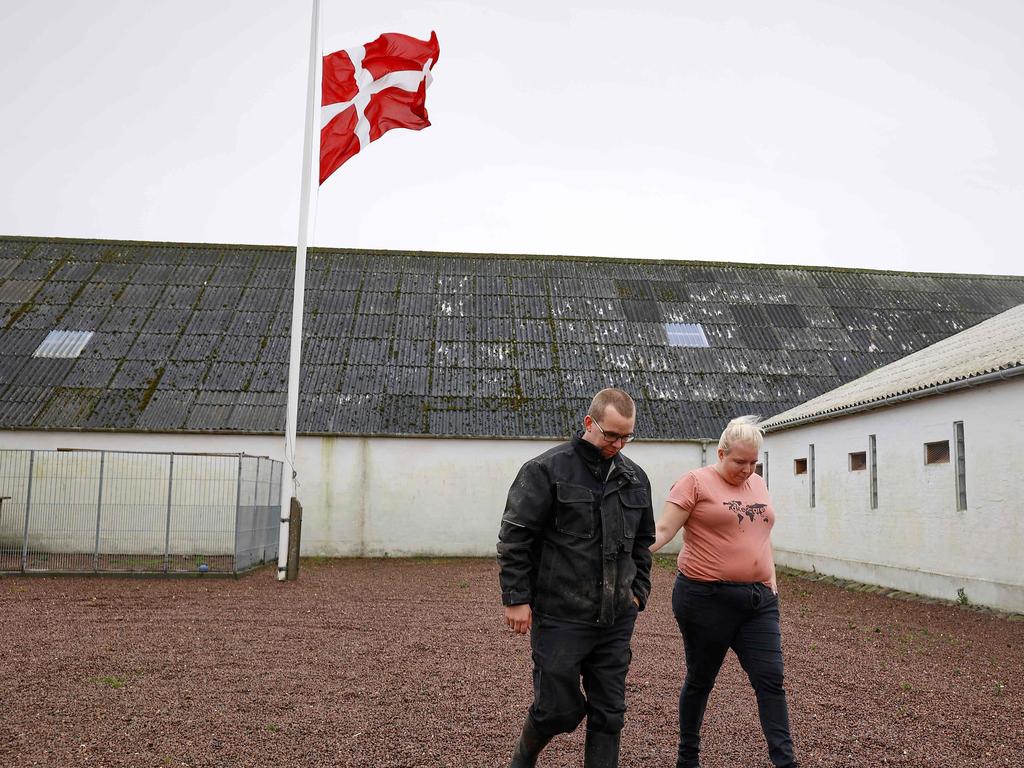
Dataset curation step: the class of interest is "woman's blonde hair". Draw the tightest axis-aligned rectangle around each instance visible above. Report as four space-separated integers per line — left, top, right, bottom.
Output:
718 415 763 453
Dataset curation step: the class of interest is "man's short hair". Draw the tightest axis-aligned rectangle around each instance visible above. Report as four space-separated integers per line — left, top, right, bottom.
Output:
588 388 636 420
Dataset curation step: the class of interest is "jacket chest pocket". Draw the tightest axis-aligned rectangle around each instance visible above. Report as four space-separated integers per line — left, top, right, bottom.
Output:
554 482 596 538
619 487 649 539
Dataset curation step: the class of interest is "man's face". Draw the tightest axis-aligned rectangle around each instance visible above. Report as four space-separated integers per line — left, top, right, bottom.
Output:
716 441 760 485
582 406 636 459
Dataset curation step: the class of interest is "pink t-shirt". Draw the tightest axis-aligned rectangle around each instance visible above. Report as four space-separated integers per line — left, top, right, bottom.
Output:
666 464 776 587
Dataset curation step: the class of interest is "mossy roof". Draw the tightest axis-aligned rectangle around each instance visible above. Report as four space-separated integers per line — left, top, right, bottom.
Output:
3 235 1024 440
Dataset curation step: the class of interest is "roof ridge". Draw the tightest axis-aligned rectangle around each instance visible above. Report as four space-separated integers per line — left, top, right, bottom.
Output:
1 234 1021 281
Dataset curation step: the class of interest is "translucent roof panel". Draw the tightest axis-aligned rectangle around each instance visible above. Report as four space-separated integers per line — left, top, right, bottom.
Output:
665 323 710 348
32 330 94 359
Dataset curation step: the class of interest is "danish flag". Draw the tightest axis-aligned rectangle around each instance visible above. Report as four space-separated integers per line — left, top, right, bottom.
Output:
320 31 440 184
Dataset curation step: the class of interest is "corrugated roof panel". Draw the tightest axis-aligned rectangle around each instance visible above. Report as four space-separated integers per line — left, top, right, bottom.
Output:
0 386 54 426
184 391 235 431
61 358 118 389
217 335 265 363
300 364 341 393
184 310 231 335
172 334 219 361
31 330 94 359
378 394 425 433
140 306 189 333
8 259 54 281
204 362 254 391
93 262 136 282
247 363 287 393
130 264 176 284
158 285 202 308
226 392 286 432
209 266 251 286
226 312 273 337
85 389 144 429
72 283 120 307
257 336 290 364
110 359 163 389
157 360 209 390
392 338 433 366
349 313 394 339
9 303 63 330
198 285 243 311
126 334 178 360
34 388 103 427
237 287 284 312
347 338 390 366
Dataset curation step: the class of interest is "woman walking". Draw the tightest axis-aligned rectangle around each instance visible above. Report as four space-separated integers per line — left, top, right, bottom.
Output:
651 416 799 768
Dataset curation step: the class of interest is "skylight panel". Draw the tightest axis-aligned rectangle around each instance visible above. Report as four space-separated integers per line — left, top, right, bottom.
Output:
665 323 709 348
32 330 94 359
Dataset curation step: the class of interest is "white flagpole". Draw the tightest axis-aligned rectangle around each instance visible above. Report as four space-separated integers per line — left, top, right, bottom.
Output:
278 0 322 581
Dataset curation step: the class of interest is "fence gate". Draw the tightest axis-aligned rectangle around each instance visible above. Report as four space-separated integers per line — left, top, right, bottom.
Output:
0 449 282 575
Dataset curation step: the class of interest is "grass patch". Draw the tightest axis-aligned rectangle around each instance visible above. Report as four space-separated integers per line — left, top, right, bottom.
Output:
652 554 677 571
92 675 127 689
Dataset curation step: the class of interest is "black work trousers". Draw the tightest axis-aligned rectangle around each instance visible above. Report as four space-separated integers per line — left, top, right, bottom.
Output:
672 572 798 768
527 605 638 737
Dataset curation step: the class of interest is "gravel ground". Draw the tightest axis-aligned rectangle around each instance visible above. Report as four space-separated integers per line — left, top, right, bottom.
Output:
1 557 1021 768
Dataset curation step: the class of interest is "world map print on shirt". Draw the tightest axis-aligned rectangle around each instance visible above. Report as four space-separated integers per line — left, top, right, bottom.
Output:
723 500 769 526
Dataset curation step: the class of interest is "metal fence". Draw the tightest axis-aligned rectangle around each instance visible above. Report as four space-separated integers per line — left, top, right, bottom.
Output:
0 449 282 575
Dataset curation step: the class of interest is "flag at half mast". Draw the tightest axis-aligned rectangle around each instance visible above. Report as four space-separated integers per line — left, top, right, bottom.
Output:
320 31 440 184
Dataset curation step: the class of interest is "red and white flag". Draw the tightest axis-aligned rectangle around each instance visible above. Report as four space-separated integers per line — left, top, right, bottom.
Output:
320 31 440 184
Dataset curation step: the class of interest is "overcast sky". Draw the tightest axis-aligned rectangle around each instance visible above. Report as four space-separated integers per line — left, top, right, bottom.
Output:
1 0 1022 275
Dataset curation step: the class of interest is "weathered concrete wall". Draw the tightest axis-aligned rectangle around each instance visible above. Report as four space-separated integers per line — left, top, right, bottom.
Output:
293 436 703 556
1 431 704 557
763 378 1024 613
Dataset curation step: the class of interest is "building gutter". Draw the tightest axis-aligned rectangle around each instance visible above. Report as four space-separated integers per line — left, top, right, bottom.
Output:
763 364 1024 433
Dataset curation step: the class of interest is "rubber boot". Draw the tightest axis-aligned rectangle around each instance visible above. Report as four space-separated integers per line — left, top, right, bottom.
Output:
583 729 621 768
508 714 553 768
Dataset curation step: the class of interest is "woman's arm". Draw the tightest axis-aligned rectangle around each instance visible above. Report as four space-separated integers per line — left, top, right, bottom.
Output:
650 500 690 553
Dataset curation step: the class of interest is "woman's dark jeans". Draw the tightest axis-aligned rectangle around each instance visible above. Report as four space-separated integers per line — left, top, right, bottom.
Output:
672 572 798 768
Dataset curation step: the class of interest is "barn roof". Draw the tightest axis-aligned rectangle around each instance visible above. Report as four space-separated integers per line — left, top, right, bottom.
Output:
761 302 1024 432
3 235 1024 440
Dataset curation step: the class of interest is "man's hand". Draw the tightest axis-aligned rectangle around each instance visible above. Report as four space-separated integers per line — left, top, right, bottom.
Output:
505 603 532 634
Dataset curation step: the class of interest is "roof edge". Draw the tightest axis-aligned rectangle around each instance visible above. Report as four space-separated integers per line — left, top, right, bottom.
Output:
2 233 1022 281
763 364 1024 433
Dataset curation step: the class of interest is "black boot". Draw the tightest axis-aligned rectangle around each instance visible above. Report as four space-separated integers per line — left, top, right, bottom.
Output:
508 715 553 768
583 729 621 768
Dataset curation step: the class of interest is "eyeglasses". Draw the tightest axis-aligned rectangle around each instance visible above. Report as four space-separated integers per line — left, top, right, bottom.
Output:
592 417 635 444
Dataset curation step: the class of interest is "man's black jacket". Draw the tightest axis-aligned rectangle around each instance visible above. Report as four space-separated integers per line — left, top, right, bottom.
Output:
497 434 656 626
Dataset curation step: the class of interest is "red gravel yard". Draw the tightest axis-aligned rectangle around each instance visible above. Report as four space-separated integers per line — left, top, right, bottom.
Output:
1 558 1021 767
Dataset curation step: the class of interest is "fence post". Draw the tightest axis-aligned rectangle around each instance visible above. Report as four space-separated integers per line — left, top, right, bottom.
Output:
93 451 105 572
164 453 174 574
21 450 35 573
254 457 265 565
233 454 243 573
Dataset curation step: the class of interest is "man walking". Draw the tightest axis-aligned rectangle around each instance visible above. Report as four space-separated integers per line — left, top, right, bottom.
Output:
497 388 656 768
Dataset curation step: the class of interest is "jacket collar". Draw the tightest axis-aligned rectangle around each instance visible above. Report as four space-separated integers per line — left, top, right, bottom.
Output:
572 431 636 483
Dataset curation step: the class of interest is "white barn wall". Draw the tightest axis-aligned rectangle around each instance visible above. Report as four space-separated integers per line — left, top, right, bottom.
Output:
1 431 704 557
294 436 703 556
763 379 1024 613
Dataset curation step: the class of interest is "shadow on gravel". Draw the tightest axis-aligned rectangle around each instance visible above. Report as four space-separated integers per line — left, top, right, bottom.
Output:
1 556 1020 767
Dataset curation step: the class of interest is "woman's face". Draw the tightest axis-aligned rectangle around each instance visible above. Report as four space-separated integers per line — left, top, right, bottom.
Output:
716 441 760 485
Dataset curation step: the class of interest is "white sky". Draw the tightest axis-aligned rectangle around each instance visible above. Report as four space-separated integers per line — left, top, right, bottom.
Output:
1 0 1023 275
